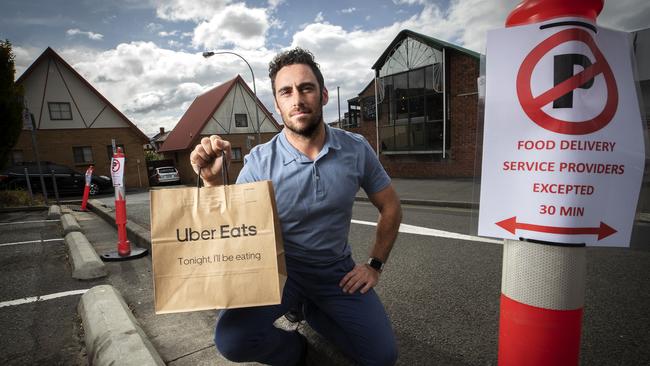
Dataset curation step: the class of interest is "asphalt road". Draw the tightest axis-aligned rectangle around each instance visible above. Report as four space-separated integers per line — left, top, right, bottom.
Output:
95 190 650 365
0 210 103 365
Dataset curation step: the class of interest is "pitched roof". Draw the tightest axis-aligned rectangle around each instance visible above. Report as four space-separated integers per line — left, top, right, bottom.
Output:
151 129 170 143
152 131 170 143
16 47 149 142
371 29 481 71
159 75 280 152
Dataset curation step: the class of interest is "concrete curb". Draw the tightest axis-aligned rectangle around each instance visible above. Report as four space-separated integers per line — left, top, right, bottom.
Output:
78 285 165 366
65 231 107 280
87 199 151 251
48 205 62 219
61 213 82 234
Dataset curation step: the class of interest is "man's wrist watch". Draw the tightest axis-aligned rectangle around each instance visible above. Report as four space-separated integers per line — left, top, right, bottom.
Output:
367 257 385 272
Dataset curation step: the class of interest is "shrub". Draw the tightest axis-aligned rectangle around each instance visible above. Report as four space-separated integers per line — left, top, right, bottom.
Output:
0 189 45 207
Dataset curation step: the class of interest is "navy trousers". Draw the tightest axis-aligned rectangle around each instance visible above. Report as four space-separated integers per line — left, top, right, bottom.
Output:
214 256 398 366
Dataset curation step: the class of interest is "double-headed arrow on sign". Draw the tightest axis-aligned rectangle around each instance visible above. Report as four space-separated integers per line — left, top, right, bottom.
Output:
496 216 617 240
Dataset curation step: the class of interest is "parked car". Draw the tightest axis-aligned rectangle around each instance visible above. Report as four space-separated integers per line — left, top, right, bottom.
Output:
0 162 113 196
150 166 180 185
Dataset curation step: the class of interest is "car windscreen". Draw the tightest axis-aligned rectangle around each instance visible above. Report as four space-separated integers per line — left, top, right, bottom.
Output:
158 168 177 173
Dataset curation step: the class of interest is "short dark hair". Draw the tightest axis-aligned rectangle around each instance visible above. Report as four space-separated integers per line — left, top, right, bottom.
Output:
268 47 324 96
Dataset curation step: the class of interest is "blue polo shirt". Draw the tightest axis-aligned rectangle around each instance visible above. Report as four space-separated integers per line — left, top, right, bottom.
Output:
236 124 391 264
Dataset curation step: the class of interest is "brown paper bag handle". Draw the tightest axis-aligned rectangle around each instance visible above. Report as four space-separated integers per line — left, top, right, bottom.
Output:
196 153 230 188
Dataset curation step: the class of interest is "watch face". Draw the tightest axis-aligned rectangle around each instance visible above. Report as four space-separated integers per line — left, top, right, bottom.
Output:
368 258 383 271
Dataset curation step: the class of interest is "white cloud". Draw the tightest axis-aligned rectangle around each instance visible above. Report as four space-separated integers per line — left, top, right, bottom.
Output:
442 0 519 53
192 3 270 50
267 0 284 9
341 8 356 14
13 45 43 79
599 0 650 31
392 0 428 5
66 28 104 41
146 22 164 32
155 0 231 22
314 12 324 23
124 82 205 114
167 39 183 48
158 30 178 37
269 17 285 30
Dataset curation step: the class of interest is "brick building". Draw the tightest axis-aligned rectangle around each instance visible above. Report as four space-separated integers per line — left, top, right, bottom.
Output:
13 47 150 189
343 29 481 178
159 75 281 184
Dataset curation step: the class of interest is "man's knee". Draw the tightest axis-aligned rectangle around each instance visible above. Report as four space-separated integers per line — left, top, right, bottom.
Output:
361 332 398 366
214 316 255 362
214 330 247 361
376 343 398 366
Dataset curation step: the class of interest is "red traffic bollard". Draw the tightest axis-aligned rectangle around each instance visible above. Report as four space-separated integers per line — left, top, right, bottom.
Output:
101 147 147 261
80 165 94 211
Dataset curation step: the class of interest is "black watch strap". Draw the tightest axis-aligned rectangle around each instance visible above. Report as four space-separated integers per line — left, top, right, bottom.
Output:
367 257 385 272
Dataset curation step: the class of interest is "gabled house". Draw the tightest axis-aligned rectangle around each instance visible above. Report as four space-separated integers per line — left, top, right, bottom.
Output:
343 29 481 178
151 127 171 152
159 75 282 184
13 47 150 189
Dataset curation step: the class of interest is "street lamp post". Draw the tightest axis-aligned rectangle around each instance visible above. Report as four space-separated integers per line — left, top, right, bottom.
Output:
202 51 261 145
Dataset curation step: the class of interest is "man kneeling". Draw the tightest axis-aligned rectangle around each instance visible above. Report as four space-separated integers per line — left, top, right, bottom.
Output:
190 48 402 366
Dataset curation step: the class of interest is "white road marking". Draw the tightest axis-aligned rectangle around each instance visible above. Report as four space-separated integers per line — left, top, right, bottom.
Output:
0 289 89 308
0 220 59 226
351 219 503 245
0 238 65 247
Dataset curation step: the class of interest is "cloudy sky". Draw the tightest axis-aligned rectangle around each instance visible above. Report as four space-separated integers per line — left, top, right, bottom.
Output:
2 0 648 136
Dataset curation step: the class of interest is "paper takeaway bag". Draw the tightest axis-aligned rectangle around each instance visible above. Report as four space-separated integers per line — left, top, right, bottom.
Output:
150 180 286 314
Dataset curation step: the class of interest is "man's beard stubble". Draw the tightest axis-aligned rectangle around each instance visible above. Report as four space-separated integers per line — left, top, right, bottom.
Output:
283 110 323 138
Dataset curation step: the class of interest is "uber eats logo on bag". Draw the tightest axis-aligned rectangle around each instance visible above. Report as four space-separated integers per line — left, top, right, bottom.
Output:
176 224 258 242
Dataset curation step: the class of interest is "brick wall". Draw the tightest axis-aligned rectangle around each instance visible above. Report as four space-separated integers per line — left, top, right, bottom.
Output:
12 127 149 188
345 50 480 178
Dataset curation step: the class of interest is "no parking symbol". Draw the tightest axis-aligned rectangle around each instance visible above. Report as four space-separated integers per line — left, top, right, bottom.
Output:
111 158 121 173
517 28 618 135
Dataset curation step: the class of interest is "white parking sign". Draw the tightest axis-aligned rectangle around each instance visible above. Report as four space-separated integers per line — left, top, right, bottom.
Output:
111 157 125 188
478 18 645 247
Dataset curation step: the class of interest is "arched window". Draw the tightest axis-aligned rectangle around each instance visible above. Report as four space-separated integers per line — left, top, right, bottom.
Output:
377 37 446 152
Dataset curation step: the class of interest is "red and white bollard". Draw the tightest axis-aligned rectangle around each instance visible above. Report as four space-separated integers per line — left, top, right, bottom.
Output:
499 240 585 365
80 165 94 211
101 147 147 261
497 1 603 365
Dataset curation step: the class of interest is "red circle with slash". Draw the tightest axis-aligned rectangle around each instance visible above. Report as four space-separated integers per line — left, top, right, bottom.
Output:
516 28 617 135
111 159 121 172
